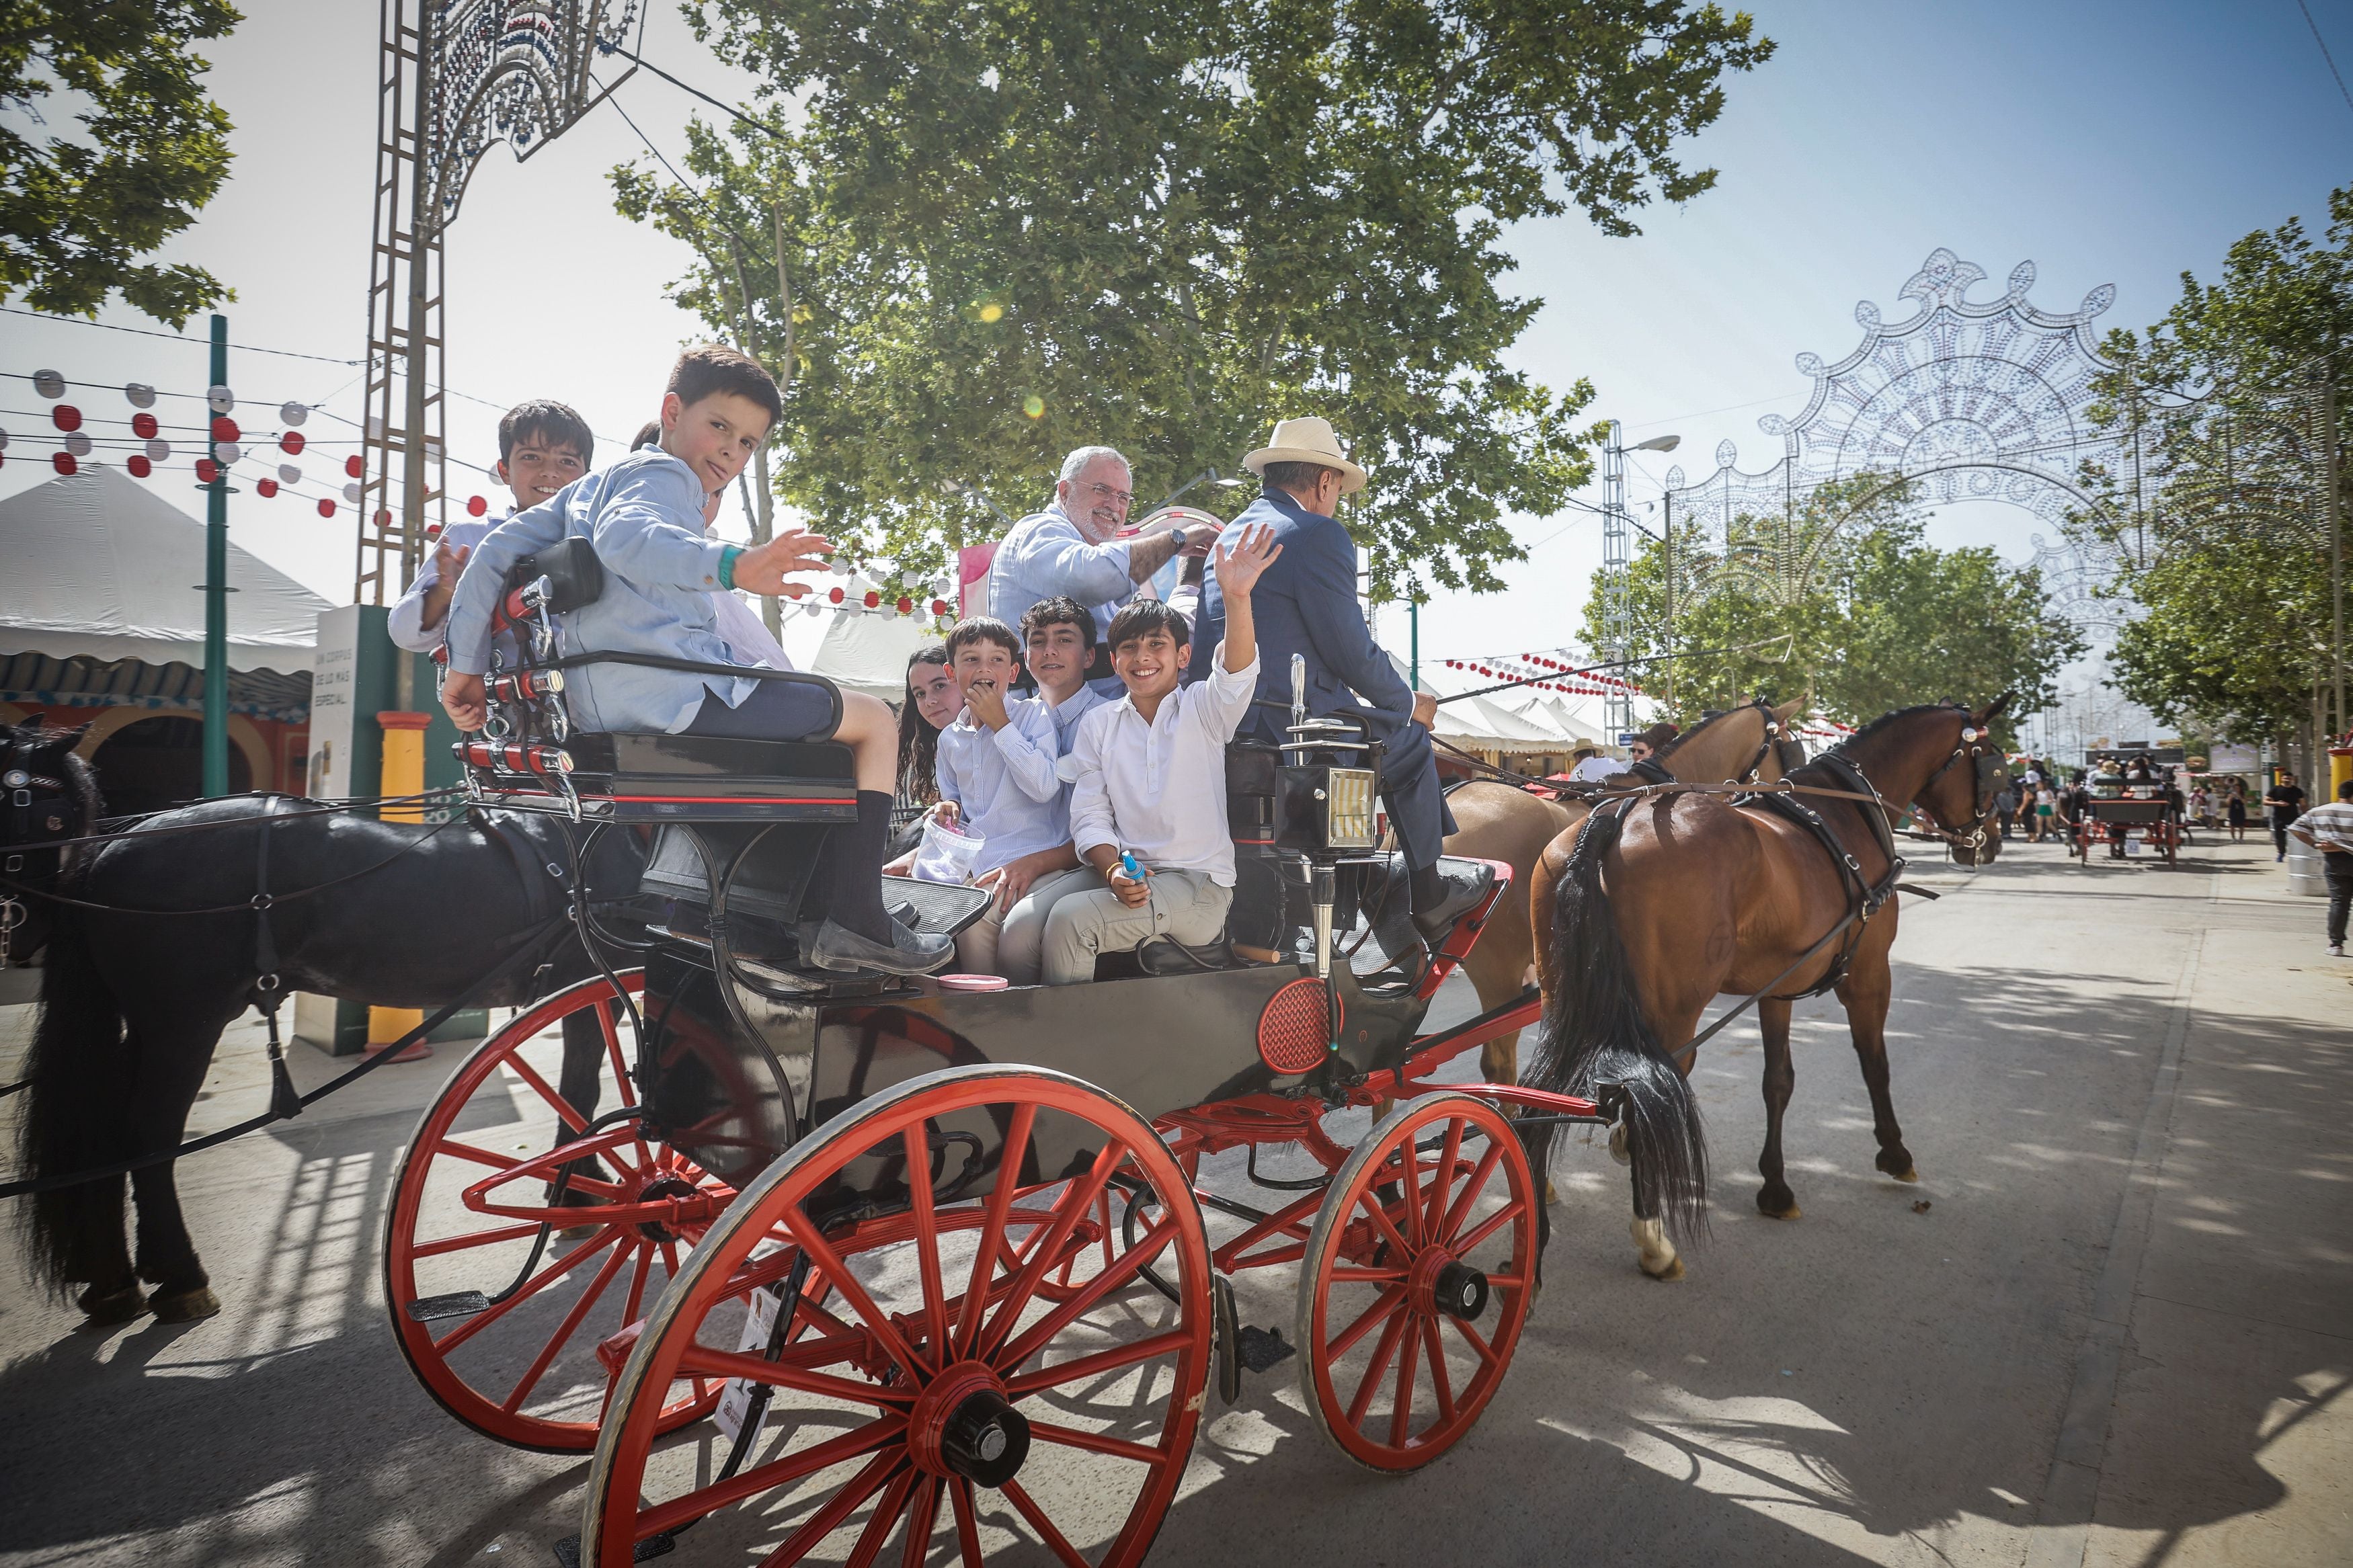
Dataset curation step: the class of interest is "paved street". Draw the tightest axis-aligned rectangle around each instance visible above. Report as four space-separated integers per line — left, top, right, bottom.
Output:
2 833 2347 1567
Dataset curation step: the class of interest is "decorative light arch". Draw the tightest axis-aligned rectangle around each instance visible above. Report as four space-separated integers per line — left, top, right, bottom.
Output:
1660 249 2132 628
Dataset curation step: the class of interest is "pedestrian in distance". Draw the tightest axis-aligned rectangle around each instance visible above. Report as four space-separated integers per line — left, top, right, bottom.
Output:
2227 779 2249 843
2286 779 2353 956
2264 772 2307 862
1994 777 2018 840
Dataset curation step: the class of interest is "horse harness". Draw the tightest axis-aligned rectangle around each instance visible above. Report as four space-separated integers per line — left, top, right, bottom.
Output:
1 761 79 968
1737 751 1905 1001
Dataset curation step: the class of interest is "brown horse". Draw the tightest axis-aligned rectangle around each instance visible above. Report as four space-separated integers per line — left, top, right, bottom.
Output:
1441 696 1808 1086
1521 698 2009 1281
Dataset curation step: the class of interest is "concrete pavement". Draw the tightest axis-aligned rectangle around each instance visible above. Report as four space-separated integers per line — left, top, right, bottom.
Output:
0 832 2345 1567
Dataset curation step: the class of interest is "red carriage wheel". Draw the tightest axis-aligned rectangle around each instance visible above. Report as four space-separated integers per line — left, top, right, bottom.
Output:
385 972 734 1452
1295 1091 1536 1473
580 1064 1213 1568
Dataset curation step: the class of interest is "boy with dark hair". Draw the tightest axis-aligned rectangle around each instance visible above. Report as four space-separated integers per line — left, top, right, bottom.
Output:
1043 526 1281 984
1019 593 1107 754
441 345 949 975
389 399 594 653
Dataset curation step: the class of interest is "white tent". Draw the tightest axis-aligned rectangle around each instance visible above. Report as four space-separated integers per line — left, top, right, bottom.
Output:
774 575 941 703
0 468 330 673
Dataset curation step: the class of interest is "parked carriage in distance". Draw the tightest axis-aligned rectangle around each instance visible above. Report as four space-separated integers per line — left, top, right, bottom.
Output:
384 548 1596 1565
2075 772 2183 866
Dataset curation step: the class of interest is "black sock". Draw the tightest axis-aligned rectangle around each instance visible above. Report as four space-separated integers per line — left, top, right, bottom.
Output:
1409 860 1445 913
823 792 895 944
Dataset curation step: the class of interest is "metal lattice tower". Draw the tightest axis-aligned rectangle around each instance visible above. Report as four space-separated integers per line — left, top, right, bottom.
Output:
1598 420 1634 739
354 1 643 610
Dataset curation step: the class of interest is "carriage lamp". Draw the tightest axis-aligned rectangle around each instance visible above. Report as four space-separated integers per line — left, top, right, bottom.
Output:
1320 768 1378 850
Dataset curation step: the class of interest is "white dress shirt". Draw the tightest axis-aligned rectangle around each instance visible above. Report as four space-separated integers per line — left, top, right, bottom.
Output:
935 695 1067 875
1068 645 1260 885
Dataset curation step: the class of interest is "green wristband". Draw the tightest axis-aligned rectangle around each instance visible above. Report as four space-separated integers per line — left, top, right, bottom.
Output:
719 544 744 591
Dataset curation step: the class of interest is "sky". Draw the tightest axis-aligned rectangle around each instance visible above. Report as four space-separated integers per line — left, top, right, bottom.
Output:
5 0 2351 747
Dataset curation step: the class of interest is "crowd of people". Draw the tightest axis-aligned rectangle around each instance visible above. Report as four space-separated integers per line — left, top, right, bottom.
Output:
420 354 1480 984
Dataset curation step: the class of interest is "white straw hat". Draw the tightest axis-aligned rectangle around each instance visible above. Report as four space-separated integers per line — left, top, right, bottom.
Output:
1242 416 1367 494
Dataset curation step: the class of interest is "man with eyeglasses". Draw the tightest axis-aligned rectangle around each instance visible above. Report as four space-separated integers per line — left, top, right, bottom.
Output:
988 446 1220 686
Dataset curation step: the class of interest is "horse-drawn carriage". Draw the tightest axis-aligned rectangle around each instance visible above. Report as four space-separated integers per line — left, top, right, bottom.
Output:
383 552 1587 1564
2073 775 2183 866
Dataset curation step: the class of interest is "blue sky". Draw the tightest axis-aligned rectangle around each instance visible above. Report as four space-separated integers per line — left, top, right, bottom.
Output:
5 0 2350 735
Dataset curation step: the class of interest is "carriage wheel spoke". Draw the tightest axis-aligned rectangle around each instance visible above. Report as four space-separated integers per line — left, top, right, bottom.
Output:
595 997 637 1108
679 1343 912 1408
903 1125 951 1372
500 1051 590 1133
641 1414 906 1540
433 1227 621 1354
1027 1417 1166 1466
1345 1305 1410 1428
949 1479 985 1567
1354 1184 1412 1259
1005 1326 1195 1399
899 1475 941 1568
958 1103 1035 1358
1447 1310 1499 1371
434 1137 524 1171
997 1210 1181 1373
842 1464 915 1568
977 1139 1129 1364
1394 1143 1424 1249
411 1220 543 1258
793 1212 928 1384
1423 1118 1466 1241
1388 1312 1422 1446
1440 1141 1505 1241
619 1238 655 1331
1326 1264 1404 1285
1453 1198 1525 1255
1328 1286 1406 1361
504 1233 632 1412
1421 1317 1456 1427
1000 1479 1092 1568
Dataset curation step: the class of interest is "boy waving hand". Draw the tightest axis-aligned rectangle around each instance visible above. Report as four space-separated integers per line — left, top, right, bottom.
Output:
1043 524 1281 984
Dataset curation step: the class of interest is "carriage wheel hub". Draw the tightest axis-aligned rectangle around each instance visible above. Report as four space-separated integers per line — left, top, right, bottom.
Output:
909 1360 1029 1487
631 1174 709 1242
1407 1248 1488 1322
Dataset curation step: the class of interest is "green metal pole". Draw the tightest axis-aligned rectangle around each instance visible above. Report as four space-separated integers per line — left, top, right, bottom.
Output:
202 312 230 797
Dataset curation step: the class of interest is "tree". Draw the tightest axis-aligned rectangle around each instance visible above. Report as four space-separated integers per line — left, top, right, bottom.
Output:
1583 473 2082 741
0 2 239 327
2077 188 2350 768
616 0 1772 601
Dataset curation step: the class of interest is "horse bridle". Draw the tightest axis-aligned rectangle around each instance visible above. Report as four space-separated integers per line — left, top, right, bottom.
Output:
1906 720 2006 856
1 759 84 966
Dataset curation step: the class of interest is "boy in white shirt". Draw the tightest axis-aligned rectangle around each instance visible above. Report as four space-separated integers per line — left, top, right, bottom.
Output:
1043 524 1281 985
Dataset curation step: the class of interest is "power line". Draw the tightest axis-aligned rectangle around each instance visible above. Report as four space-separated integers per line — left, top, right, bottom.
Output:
2297 0 2353 116
0 304 363 365
598 42 790 142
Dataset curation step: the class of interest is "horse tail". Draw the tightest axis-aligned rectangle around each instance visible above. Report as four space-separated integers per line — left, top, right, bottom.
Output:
17 903 131 1295
1523 801 1710 1246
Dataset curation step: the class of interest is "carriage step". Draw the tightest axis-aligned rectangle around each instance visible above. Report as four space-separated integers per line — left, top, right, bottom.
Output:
551 1530 675 1566
404 1290 490 1323
1236 1325 1296 1374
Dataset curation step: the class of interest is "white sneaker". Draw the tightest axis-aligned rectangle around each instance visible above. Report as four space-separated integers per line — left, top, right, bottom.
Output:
2332 943 2346 957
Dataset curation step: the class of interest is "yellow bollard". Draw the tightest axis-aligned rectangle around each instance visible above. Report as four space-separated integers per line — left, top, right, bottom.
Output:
366 709 434 1061
2331 745 2352 800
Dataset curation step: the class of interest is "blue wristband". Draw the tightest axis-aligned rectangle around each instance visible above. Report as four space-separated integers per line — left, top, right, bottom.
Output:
719 544 744 591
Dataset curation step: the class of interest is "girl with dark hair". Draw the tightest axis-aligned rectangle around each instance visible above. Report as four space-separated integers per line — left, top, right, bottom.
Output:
897 643 958 806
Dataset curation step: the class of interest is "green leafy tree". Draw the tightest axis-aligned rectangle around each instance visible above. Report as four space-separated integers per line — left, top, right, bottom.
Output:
615 0 1772 600
2075 188 2349 760
1584 473 2081 740
0 1 239 326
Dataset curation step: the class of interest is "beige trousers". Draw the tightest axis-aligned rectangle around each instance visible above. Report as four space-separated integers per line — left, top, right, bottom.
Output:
1040 868 1232 986
955 866 1105 981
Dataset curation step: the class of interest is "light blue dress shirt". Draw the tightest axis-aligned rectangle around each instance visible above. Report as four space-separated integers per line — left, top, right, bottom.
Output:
986 504 1136 641
935 695 1068 874
443 450 755 734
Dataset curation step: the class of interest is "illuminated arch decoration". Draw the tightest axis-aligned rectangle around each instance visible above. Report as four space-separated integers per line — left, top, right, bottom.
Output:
427 1 645 228
1661 249 2132 628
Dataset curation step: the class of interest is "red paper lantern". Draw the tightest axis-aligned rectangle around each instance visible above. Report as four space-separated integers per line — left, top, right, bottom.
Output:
52 452 76 474
195 457 220 483
280 430 305 455
376 508 392 527
466 494 487 517
52 405 81 432
256 477 277 497
128 454 153 479
930 599 949 617
317 499 336 518
211 415 240 444
132 412 159 439
864 590 881 609
344 452 364 479
896 596 914 614
828 585 844 604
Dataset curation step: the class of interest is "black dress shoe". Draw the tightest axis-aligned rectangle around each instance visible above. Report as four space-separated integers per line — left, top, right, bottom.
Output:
809 916 955 976
1410 866 1493 947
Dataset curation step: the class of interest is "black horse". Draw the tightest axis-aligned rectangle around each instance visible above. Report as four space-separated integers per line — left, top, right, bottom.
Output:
3 721 648 1329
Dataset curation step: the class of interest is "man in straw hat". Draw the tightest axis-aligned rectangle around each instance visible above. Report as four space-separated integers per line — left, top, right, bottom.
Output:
1190 417 1488 957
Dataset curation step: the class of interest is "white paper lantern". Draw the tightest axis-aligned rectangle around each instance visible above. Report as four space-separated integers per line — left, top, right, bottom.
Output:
32 370 65 399
279 401 308 427
147 438 171 461
278 462 300 484
63 431 92 456
123 382 158 409
343 481 362 503
0 429 9 451
830 556 853 576
214 440 241 464
206 385 234 413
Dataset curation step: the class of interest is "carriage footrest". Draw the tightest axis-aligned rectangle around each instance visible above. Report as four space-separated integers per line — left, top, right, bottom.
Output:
1236 1324 1296 1374
552 1532 674 1566
404 1290 490 1323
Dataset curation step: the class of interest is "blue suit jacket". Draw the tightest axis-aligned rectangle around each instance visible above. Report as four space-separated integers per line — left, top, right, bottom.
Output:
1187 489 1412 741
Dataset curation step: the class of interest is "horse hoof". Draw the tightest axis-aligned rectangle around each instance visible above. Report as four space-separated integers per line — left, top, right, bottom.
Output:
75 1286 147 1330
150 1286 221 1323
1757 1196 1802 1221
1886 1166 1920 1184
555 1223 601 1243
1544 1180 1561 1207
1639 1255 1685 1282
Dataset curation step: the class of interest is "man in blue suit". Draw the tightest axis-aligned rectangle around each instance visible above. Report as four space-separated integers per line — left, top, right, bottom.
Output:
1189 417 1486 952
